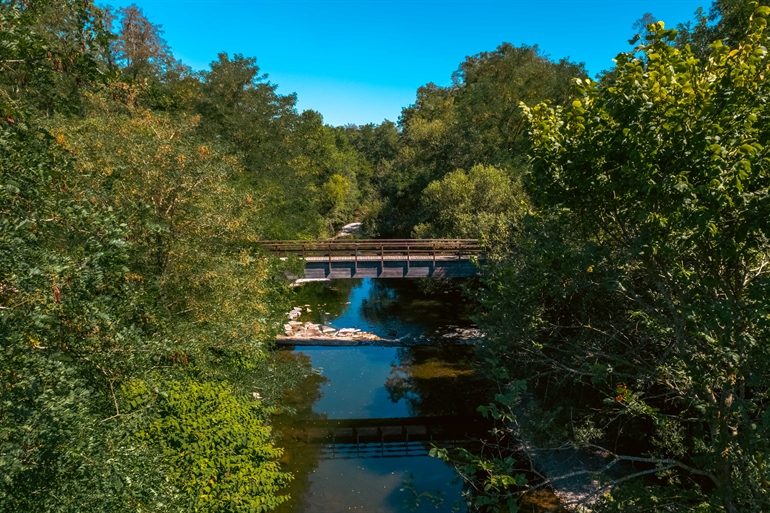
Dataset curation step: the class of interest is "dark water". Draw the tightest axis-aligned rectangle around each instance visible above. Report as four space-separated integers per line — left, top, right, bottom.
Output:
274 279 489 513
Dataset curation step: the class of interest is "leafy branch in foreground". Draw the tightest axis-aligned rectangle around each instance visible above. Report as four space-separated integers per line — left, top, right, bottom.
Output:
477 5 770 512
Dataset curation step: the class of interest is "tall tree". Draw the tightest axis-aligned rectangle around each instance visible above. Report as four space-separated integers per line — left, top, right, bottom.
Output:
109 3 175 80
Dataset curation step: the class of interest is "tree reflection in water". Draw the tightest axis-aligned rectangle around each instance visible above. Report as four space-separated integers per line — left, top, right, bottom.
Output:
359 279 476 341
273 278 491 512
292 280 357 324
271 350 329 513
385 345 491 418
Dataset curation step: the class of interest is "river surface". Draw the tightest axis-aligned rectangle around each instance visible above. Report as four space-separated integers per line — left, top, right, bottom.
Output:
274 278 489 513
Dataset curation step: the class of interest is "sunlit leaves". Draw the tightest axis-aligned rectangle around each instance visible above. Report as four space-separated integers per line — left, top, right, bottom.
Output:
498 5 770 510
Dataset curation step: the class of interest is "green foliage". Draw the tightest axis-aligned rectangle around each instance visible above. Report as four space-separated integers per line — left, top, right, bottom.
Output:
0 115 160 512
143 380 291 512
0 0 111 118
0 3 329 511
373 44 584 237
428 377 528 513
479 9 770 512
413 164 524 240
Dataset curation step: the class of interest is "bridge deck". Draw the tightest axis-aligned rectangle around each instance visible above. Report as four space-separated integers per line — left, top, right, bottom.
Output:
264 239 483 279
286 254 476 262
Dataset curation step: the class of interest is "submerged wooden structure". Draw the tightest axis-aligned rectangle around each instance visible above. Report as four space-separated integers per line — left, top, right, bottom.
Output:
285 415 490 459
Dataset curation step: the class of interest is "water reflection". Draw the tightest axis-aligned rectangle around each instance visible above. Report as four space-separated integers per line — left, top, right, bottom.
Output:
385 345 490 418
291 347 410 419
293 279 475 342
275 278 487 513
295 458 461 513
272 351 329 513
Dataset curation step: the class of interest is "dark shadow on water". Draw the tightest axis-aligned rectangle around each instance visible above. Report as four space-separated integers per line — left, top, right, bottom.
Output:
271 351 329 513
385 345 492 418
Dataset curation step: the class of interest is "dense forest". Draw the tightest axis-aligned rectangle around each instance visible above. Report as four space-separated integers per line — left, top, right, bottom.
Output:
2 0 770 512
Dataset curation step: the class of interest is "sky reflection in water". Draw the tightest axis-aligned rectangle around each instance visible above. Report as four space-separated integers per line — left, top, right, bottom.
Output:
278 279 482 512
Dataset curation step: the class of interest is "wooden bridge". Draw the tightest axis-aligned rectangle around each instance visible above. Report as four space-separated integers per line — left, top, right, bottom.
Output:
261 239 482 279
284 415 489 460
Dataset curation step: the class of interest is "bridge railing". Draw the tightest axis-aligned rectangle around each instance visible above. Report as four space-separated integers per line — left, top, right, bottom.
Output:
260 239 482 260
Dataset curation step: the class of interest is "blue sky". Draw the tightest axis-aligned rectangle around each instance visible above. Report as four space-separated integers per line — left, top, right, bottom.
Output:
108 1 708 126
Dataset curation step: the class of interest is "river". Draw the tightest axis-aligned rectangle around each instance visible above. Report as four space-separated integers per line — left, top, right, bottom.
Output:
273 278 490 513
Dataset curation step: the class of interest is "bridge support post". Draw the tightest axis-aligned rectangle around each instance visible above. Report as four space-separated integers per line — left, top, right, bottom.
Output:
432 243 436 277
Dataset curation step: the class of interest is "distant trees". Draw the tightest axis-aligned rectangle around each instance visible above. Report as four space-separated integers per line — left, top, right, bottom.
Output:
367 43 585 237
413 164 523 240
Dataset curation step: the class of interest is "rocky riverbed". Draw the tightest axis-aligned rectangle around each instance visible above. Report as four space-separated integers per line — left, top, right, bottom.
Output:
277 306 388 345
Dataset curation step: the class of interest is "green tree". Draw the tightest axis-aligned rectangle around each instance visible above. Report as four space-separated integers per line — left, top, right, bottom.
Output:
108 3 176 80
0 0 111 118
413 164 524 240
477 11 770 511
1 4 303 509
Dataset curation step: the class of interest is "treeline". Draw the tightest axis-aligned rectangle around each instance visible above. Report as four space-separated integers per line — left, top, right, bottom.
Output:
346 44 584 240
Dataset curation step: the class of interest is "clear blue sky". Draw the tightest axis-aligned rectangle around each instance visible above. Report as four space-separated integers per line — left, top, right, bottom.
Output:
108 1 708 126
